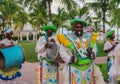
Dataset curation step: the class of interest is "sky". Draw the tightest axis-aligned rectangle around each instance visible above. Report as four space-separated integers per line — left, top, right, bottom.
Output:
51 0 93 14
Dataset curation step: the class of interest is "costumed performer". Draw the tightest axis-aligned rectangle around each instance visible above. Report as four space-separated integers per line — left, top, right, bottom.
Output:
104 30 119 84
57 16 105 84
0 27 22 84
35 21 72 84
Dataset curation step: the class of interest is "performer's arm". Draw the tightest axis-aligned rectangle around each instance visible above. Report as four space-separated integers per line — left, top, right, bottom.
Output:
104 45 115 53
86 47 95 60
35 36 46 53
104 41 115 53
59 45 74 63
0 41 15 48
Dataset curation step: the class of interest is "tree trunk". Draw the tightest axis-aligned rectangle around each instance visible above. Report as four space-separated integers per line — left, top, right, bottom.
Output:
102 0 107 33
103 11 105 33
48 0 52 21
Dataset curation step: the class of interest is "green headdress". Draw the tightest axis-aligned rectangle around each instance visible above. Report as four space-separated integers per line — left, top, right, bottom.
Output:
70 16 88 27
43 21 57 32
106 30 115 39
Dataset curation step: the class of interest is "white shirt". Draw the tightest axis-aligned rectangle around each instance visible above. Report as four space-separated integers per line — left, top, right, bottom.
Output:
104 41 114 57
0 38 16 46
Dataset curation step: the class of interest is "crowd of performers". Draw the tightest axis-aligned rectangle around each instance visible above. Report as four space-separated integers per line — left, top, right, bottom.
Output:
0 16 120 84
35 16 106 84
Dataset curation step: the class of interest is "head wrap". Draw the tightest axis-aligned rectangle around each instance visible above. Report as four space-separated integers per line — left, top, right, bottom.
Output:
106 30 115 38
2 27 13 34
70 16 88 28
43 21 57 32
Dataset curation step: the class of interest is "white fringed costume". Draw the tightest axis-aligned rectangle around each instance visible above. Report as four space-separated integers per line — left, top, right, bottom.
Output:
108 44 120 79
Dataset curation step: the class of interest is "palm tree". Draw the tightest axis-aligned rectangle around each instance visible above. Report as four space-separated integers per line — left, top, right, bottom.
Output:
109 0 120 40
0 0 24 28
109 7 120 40
47 0 52 21
68 5 89 30
0 0 28 39
86 0 112 33
86 11 103 32
52 7 69 33
29 2 47 36
16 0 79 21
13 10 28 40
13 10 28 30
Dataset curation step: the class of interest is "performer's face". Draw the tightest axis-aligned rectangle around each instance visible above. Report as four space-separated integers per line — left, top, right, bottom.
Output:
47 29 54 37
74 23 83 36
110 33 115 40
6 33 12 40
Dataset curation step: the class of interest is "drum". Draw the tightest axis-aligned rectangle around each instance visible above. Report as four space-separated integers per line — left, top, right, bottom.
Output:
0 45 24 69
46 42 65 63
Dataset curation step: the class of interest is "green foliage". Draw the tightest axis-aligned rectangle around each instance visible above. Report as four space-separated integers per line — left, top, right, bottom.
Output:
0 34 3 40
12 36 18 40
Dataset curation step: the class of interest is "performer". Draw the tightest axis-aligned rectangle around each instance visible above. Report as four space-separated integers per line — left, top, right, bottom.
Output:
35 21 60 60
104 30 119 83
35 22 72 84
108 43 120 84
0 28 22 84
57 16 105 84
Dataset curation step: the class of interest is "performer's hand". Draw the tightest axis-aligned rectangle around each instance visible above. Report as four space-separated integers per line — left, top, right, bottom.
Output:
45 43 49 49
112 41 118 47
86 47 95 60
74 56 78 63
50 39 55 43
86 47 92 53
114 42 119 46
112 44 117 49
71 50 78 63
0 44 5 48
11 42 15 46
89 52 95 60
115 42 119 44
71 56 78 63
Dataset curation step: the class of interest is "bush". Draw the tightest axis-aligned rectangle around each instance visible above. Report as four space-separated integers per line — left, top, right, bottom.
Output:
29 35 33 40
0 34 3 40
12 36 18 40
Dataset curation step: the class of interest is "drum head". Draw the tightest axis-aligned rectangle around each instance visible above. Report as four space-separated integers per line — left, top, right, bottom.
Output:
46 43 59 61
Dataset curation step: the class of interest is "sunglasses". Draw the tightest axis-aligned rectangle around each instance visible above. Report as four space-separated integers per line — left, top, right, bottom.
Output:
75 26 83 28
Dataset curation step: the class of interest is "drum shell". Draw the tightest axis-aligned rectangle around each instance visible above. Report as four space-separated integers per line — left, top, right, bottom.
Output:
0 45 24 69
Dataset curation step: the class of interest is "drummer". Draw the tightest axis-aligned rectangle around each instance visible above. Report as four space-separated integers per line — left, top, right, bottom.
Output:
35 21 59 60
0 27 21 84
0 27 16 48
35 21 73 84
